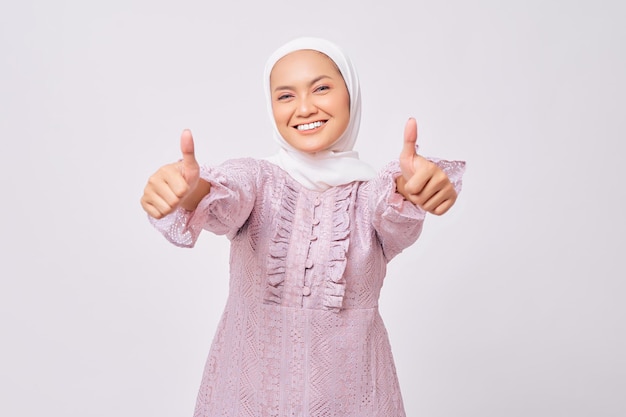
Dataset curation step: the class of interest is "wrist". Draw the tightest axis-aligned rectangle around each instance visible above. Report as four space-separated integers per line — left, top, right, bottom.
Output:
180 179 211 211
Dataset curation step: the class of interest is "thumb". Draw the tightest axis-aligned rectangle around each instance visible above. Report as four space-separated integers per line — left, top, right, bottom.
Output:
399 118 418 178
180 129 197 167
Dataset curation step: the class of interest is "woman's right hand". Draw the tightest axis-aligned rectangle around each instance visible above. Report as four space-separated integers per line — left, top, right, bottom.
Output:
141 129 206 219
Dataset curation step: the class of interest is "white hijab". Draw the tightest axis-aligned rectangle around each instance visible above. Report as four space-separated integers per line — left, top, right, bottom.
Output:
264 37 376 191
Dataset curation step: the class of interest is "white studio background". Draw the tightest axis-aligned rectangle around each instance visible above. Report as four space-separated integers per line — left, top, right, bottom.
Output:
1 0 624 416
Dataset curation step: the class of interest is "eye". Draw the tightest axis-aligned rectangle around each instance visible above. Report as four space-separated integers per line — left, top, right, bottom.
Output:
314 85 330 93
276 92 293 101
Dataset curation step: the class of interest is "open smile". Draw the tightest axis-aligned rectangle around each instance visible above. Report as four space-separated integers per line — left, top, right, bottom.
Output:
294 120 327 131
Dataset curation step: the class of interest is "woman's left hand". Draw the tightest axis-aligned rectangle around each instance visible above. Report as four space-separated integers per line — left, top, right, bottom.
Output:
396 118 457 215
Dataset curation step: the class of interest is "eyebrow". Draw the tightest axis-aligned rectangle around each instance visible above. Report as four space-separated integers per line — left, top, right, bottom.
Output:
272 75 333 93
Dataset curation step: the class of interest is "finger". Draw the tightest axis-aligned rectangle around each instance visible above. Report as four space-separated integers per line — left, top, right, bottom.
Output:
418 178 457 213
157 180 187 206
180 129 196 167
404 189 452 215
408 170 450 205
402 118 418 157
403 160 433 196
143 202 165 219
163 167 191 198
418 187 451 213
142 186 179 216
426 196 455 216
148 166 190 199
399 118 418 178
141 194 171 219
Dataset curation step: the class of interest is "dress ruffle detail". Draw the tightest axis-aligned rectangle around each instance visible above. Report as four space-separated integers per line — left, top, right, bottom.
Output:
263 179 299 305
323 184 354 312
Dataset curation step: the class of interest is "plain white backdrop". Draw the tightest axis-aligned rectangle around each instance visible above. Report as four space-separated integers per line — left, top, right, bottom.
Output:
1 0 624 416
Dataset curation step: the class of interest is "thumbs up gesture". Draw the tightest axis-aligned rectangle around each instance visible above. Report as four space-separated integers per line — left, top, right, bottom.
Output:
141 129 210 219
397 118 457 215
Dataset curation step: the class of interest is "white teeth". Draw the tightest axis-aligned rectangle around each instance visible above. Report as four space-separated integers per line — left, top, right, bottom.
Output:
296 121 324 131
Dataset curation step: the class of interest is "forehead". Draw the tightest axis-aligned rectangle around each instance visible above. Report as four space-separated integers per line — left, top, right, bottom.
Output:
270 49 342 83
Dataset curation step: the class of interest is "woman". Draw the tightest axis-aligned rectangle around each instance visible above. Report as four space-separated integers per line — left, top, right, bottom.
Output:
141 37 464 417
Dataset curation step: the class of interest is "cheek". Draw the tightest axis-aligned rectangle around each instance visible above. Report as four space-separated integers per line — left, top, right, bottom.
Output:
272 105 288 126
334 93 350 121
320 94 349 116
338 101 351 133
337 101 351 125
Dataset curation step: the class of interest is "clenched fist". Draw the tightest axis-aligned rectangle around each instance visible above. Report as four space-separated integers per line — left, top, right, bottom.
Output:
141 129 210 219
396 118 457 215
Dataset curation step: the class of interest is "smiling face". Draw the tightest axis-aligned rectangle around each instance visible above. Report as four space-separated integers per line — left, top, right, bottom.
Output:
269 50 351 154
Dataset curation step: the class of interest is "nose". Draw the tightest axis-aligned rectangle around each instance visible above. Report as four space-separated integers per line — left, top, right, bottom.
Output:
295 95 317 117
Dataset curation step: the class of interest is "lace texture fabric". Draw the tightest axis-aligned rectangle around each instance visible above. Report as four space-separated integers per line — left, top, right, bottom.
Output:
150 158 465 417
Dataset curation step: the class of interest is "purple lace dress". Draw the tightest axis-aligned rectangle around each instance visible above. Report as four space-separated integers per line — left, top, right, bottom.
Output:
150 158 464 417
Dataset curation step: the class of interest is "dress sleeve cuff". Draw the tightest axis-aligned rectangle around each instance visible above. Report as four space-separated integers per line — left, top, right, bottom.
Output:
148 206 199 248
147 158 258 246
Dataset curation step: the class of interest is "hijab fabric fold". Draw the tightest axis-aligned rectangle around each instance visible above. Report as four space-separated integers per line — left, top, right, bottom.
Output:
264 37 376 191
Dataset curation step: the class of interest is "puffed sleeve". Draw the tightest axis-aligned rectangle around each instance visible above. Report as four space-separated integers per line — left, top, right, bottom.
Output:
369 159 465 261
148 158 259 248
